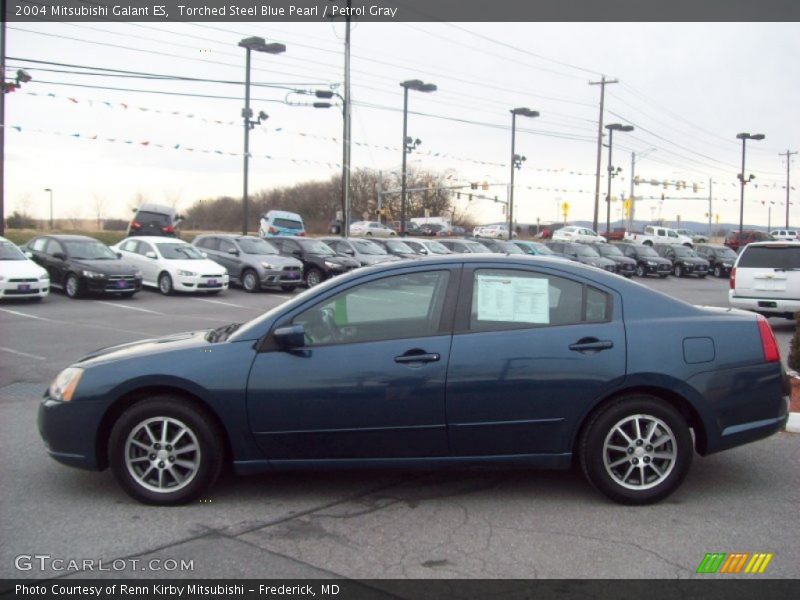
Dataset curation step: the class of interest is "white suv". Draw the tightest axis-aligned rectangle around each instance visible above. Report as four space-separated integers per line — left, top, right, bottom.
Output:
769 229 798 242
552 226 606 244
729 241 800 319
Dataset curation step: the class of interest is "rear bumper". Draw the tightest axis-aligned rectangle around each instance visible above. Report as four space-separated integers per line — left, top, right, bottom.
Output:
728 293 800 316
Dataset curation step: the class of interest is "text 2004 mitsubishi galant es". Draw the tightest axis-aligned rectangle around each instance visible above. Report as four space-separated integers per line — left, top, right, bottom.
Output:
39 256 789 505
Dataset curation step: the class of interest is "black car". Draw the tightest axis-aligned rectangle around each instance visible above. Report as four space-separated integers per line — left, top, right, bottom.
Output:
653 244 710 278
546 241 617 273
592 243 637 277
614 242 672 278
24 235 142 298
695 244 739 278
466 237 525 255
438 239 492 254
126 203 181 238
268 236 360 287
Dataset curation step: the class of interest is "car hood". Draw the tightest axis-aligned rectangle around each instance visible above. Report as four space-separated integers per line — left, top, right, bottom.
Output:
640 256 671 264
78 330 211 366
679 257 709 266
358 255 401 265
72 259 140 275
0 259 48 278
319 255 360 268
605 255 636 264
247 254 302 268
163 258 227 274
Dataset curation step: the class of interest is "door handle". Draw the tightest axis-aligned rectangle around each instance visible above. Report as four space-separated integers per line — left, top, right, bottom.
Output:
394 351 440 364
569 338 613 352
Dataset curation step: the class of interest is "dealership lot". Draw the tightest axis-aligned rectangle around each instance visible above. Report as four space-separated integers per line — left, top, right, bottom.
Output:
1 275 798 580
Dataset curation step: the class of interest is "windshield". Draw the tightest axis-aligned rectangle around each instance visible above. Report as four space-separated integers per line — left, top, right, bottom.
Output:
238 238 278 255
157 243 205 260
424 241 452 254
299 240 336 256
353 240 388 255
637 246 659 257
64 240 117 260
598 245 623 257
576 245 601 257
672 246 697 258
385 240 414 253
465 241 491 252
0 240 26 260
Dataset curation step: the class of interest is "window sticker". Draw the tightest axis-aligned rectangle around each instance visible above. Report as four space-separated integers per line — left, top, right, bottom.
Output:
475 274 550 323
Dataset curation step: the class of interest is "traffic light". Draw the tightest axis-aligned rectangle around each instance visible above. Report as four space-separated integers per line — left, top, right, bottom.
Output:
663 180 668 189
470 182 478 190
456 192 461 199
482 181 490 191
692 183 699 193
634 175 641 185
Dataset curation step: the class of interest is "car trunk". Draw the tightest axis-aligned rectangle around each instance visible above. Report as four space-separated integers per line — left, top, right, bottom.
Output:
734 245 800 300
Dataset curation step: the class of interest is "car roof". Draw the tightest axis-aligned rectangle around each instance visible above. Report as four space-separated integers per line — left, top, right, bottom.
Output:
122 236 188 243
38 234 99 242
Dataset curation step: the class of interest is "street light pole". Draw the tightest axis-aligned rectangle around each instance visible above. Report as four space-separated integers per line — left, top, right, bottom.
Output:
736 132 765 235
239 37 285 236
44 188 53 229
604 123 633 235
508 107 539 239
399 79 436 236
780 150 797 228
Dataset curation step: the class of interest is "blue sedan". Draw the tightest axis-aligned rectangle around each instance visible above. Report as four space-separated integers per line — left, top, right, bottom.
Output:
39 256 788 505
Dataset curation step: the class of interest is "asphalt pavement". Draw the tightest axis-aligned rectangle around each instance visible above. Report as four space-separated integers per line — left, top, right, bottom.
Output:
1 273 798 580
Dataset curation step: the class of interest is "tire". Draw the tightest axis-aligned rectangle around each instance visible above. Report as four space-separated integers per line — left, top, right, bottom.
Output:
643 240 653 247
65 274 82 299
366 232 373 236
158 272 174 296
241 269 260 293
635 264 646 278
280 284 297 292
305 267 324 288
674 264 683 278
108 396 224 505
579 395 693 505
713 265 724 278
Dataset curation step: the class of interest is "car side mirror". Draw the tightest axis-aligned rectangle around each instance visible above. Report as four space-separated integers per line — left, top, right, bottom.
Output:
53 252 66 260
292 250 302 257
115 251 122 259
146 251 157 259
228 248 239 256
24 250 33 259
274 325 305 350
201 252 208 258
343 248 355 256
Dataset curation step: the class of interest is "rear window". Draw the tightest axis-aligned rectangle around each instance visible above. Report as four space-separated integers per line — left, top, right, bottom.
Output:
136 211 171 226
273 218 303 230
738 246 800 269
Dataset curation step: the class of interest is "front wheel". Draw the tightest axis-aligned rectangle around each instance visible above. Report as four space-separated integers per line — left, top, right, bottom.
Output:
713 265 724 278
242 269 260 293
158 272 174 296
635 264 646 277
305 267 324 288
674 264 683 278
579 396 693 505
108 396 224 505
65 274 82 299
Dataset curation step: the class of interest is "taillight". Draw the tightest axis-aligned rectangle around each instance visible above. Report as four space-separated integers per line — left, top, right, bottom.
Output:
756 316 780 363
729 267 736 289
268 226 277 234
162 225 174 234
130 221 141 230
298 231 306 236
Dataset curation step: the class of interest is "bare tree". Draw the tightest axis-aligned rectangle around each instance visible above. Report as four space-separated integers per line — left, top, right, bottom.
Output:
91 193 106 230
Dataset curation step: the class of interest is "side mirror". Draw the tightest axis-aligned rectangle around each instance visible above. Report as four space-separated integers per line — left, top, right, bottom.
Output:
228 248 239 256
292 250 302 257
273 325 305 350
343 248 355 256
53 252 66 261
146 251 157 259
115 251 122 259
24 250 33 259
201 252 208 258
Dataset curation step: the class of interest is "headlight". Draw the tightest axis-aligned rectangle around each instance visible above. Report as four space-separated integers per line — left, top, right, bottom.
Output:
260 262 274 270
48 367 83 402
82 270 105 279
646 260 657 266
39 273 49 280
132 269 142 277
324 260 339 268
177 269 196 277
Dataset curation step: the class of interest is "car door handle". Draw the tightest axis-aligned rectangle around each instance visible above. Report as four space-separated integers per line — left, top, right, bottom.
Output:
569 338 614 352
394 351 440 364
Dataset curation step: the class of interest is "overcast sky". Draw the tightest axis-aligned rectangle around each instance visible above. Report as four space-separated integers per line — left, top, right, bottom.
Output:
5 20 799 228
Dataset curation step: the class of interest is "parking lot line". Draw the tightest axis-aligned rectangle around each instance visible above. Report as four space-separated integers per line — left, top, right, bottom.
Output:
0 346 47 361
94 301 164 315
190 298 248 308
0 307 49 321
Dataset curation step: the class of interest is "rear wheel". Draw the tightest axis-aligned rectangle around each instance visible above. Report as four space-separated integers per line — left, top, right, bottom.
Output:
108 396 224 505
674 264 684 278
579 395 693 505
241 269 260 293
713 265 724 278
65 274 82 299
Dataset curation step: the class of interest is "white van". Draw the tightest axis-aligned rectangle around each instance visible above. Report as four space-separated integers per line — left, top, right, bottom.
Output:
259 210 306 237
729 241 800 319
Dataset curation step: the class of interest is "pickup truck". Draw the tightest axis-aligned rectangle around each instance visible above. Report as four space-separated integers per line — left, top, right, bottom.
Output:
624 225 693 247
601 227 627 241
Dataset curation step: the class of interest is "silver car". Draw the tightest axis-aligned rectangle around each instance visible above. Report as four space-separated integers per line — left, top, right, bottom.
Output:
193 234 304 292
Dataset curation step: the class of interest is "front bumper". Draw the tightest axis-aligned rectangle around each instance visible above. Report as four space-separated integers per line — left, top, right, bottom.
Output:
174 274 229 293
641 263 672 276
0 279 49 298
261 267 303 286
84 276 142 294
38 396 104 471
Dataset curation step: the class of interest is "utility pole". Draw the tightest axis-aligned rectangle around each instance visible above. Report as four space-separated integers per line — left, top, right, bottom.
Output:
589 76 618 232
1 16 6 236
708 178 713 238
629 152 636 232
780 150 797 228
342 0 352 237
